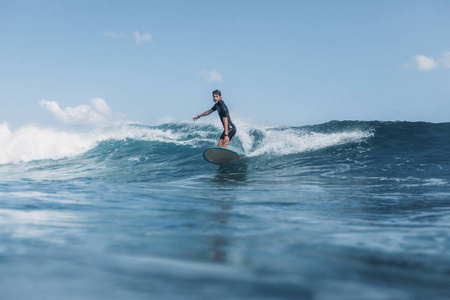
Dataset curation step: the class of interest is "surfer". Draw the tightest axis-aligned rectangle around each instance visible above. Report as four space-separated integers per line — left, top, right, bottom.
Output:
193 90 236 148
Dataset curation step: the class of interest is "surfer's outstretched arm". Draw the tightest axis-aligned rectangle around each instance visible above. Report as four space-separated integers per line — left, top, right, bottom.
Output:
193 109 213 121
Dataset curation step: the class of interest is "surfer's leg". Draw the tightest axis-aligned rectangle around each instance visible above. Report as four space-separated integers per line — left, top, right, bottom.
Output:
228 127 236 140
218 139 229 148
217 128 235 148
218 131 229 148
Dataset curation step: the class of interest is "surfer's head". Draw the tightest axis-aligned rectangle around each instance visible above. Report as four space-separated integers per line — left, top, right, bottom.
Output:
212 90 222 103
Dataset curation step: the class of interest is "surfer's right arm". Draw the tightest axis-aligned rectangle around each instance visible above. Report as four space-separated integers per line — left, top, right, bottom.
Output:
193 109 213 121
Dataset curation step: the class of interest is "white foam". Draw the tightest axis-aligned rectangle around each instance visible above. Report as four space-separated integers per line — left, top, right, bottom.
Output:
229 117 373 157
0 122 97 164
247 129 373 157
0 122 205 165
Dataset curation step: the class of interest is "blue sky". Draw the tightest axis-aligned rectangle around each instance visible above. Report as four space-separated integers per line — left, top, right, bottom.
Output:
1 0 450 128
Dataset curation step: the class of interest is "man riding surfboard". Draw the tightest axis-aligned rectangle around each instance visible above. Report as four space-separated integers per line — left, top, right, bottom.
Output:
193 90 236 148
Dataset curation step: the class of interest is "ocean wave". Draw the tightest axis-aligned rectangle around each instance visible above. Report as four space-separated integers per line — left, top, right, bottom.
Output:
0 120 376 165
0 120 449 180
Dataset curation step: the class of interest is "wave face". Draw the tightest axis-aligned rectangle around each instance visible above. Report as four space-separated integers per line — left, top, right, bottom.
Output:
1 120 449 184
1 120 450 300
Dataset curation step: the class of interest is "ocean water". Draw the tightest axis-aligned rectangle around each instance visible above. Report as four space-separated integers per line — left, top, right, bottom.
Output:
0 120 449 300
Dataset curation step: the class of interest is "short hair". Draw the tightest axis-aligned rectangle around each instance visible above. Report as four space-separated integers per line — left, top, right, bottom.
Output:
212 90 221 96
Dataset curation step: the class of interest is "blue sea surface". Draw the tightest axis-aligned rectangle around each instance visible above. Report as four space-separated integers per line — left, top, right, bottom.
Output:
1 120 449 299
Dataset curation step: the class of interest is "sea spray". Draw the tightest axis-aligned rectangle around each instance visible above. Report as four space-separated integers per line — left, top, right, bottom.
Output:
243 127 373 157
0 122 96 164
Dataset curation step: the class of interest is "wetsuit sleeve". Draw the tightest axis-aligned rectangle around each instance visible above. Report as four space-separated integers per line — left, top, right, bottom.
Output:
211 104 217 112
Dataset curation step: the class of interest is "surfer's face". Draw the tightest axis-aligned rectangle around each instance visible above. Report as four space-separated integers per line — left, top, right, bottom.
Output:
213 94 222 103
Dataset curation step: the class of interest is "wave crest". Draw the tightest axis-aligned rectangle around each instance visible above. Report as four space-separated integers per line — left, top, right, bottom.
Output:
0 120 375 165
246 129 373 157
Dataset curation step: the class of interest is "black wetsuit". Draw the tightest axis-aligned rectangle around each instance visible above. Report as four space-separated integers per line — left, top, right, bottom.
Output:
211 100 237 140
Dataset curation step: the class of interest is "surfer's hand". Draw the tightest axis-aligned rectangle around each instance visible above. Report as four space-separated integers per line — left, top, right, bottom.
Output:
192 116 199 121
224 136 230 143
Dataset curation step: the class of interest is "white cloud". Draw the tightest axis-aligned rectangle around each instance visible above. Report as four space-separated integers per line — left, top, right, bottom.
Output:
133 31 152 45
90 97 111 115
198 69 224 83
414 55 438 71
104 30 152 45
40 98 124 126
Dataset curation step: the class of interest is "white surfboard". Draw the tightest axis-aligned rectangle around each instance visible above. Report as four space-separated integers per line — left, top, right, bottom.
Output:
203 147 246 165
